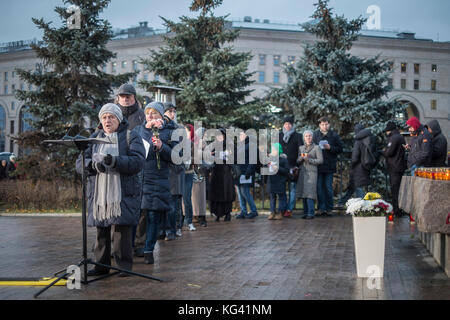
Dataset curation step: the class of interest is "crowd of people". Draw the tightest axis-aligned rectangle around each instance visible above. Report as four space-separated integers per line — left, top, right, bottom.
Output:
72 83 447 276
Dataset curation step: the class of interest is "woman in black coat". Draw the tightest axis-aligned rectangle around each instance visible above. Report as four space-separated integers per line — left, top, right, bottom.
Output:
209 128 236 222
78 103 145 276
135 102 176 264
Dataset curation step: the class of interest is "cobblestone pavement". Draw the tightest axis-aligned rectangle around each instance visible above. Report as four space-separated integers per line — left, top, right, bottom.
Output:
0 212 449 300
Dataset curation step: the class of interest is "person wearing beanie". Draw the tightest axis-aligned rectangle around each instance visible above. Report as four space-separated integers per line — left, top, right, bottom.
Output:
76 103 145 277
278 115 303 217
135 101 178 264
115 83 145 130
382 121 407 217
296 130 323 219
405 116 432 170
267 142 289 221
312 116 343 216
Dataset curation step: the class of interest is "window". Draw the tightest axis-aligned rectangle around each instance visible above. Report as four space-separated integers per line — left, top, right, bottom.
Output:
400 79 406 89
111 62 117 73
132 60 138 71
4 72 8 81
4 85 8 95
121 61 127 69
11 101 15 111
11 71 15 78
401 63 407 73
20 83 24 91
288 56 295 65
273 55 280 66
414 63 420 74
431 80 437 91
414 80 419 90
143 73 149 81
102 64 107 73
10 120 14 134
288 75 293 84
11 84 15 93
154 74 159 81
273 72 280 84
259 54 266 66
430 100 437 110
258 71 265 83
431 64 437 72
28 84 32 91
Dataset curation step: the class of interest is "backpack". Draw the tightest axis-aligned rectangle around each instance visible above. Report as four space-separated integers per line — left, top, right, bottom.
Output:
361 136 379 170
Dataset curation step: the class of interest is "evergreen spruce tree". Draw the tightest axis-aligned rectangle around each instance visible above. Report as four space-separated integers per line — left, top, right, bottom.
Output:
15 0 135 181
139 0 266 129
268 0 405 196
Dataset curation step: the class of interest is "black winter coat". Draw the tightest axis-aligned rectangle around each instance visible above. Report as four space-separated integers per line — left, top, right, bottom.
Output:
118 103 146 130
407 125 433 168
351 128 376 188
136 122 176 212
313 129 343 174
383 129 407 173
427 120 448 167
235 137 257 186
79 121 146 227
267 154 289 194
279 130 303 169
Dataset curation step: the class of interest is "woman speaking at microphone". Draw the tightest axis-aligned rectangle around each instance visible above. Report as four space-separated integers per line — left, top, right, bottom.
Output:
78 103 145 277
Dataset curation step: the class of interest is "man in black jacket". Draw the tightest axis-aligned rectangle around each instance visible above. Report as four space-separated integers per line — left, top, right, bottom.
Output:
279 116 303 217
115 83 147 257
405 117 432 170
426 120 448 167
382 122 407 217
116 83 146 130
313 117 343 216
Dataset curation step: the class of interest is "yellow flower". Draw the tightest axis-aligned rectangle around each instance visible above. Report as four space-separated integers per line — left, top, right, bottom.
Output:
364 192 382 200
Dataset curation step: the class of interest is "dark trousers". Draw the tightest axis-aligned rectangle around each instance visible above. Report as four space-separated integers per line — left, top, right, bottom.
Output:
133 210 147 249
269 193 287 213
160 194 183 235
94 225 133 272
389 172 403 216
144 210 165 253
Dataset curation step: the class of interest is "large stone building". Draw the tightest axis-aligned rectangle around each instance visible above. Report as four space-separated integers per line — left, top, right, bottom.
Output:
0 18 449 154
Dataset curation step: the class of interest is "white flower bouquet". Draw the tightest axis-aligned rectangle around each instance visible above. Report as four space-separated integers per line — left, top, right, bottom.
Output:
346 193 393 217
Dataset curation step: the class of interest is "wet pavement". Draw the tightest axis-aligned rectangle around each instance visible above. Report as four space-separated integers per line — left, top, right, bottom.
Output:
0 212 449 300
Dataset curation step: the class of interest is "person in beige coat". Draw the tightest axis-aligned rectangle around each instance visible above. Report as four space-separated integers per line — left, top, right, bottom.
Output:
296 130 323 219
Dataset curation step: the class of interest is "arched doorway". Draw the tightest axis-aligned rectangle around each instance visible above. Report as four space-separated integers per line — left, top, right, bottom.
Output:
19 106 34 156
0 105 6 152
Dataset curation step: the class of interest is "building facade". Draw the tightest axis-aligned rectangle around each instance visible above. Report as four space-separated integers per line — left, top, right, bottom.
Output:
0 19 449 154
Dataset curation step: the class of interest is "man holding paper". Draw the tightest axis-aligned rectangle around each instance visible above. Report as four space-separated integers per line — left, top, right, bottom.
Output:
313 117 343 217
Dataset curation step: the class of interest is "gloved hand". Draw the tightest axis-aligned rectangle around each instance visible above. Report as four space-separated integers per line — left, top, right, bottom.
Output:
104 154 113 166
93 161 106 173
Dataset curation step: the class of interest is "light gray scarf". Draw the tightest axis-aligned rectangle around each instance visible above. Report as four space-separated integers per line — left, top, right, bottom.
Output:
283 127 295 144
93 132 122 222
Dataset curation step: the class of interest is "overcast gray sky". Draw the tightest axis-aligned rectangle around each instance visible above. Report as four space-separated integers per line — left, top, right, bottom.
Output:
1 0 449 44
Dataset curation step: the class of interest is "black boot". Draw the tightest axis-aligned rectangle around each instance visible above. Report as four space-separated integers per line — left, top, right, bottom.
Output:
199 216 207 227
144 251 154 264
224 213 231 221
215 215 220 222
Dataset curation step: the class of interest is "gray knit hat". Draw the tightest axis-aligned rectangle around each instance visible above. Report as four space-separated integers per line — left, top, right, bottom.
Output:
99 103 123 123
144 101 165 118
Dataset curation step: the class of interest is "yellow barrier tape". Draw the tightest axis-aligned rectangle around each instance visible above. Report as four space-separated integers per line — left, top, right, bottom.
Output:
0 277 67 286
